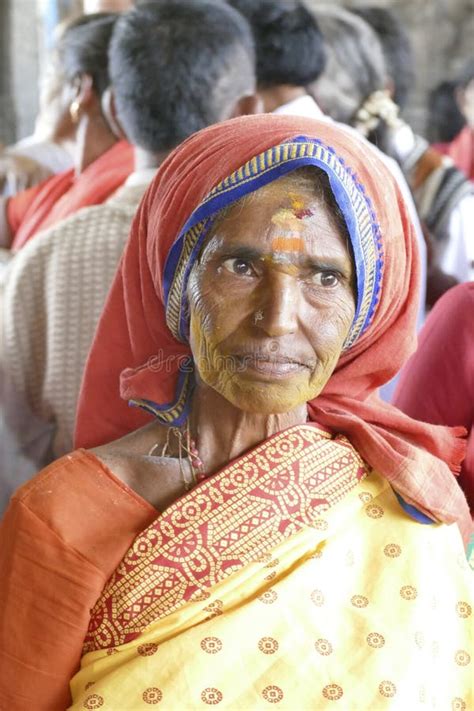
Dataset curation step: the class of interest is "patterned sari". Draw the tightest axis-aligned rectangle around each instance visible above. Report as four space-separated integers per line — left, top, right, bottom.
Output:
70 425 472 709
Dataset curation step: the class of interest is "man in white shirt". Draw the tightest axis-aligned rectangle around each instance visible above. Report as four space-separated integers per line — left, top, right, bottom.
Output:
229 0 326 119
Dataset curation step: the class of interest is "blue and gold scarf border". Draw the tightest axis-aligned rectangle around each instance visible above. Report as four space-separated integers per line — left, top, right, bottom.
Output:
129 357 194 426
136 136 384 425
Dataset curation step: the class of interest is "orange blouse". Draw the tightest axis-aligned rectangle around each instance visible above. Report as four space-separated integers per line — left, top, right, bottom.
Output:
0 450 156 710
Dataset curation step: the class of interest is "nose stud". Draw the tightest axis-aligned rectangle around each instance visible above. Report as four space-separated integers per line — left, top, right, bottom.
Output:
254 309 264 325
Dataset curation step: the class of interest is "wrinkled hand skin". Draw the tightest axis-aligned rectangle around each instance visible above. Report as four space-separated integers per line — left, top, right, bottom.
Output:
0 151 53 197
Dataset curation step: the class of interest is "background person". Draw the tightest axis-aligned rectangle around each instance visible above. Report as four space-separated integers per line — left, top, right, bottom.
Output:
228 0 326 119
0 0 259 511
428 80 466 145
0 29 76 198
0 0 135 200
0 12 133 254
394 282 474 512
433 60 474 182
306 4 474 294
305 2 387 127
351 4 415 113
350 5 473 301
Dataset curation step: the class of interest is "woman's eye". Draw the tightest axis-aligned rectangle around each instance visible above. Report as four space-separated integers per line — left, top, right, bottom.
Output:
222 258 255 276
312 271 340 287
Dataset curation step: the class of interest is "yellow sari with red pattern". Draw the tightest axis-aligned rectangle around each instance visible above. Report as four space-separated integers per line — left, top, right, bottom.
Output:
70 425 472 710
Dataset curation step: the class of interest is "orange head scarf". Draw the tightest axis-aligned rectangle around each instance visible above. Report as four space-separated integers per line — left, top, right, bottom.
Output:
75 115 470 535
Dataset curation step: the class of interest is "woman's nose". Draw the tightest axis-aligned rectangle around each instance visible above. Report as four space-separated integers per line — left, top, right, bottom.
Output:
255 272 299 337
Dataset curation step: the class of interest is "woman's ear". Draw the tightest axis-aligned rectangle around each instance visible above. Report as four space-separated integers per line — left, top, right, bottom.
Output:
74 73 95 108
68 73 98 123
101 86 126 138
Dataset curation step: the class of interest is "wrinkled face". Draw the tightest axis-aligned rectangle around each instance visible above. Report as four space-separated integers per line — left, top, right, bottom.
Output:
187 174 356 414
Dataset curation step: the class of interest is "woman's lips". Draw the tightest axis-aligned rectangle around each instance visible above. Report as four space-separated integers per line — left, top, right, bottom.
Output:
233 354 310 380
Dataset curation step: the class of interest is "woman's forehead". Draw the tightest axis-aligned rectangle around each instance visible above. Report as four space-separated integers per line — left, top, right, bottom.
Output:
207 175 350 257
226 171 325 207
211 175 324 233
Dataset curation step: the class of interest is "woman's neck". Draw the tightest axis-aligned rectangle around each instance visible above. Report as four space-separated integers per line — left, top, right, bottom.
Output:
189 381 308 476
74 113 117 175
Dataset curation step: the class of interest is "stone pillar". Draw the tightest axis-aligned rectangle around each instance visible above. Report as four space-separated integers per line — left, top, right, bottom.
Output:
1 0 82 146
0 1 15 145
8 0 41 142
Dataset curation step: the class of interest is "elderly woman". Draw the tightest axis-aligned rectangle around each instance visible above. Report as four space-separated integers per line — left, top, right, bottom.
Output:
1 116 472 710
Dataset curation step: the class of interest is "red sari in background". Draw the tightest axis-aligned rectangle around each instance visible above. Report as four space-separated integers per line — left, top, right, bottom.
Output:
394 282 474 511
434 125 474 183
7 140 133 250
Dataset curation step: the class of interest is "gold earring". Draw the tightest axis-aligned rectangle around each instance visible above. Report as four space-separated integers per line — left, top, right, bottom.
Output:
69 99 81 124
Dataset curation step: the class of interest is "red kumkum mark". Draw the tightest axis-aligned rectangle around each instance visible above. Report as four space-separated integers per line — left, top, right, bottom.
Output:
294 208 314 219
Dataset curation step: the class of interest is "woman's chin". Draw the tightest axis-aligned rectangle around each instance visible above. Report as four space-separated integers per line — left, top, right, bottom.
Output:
215 377 318 415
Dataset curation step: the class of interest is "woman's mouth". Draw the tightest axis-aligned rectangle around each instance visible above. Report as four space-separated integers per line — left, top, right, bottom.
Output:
233 354 310 380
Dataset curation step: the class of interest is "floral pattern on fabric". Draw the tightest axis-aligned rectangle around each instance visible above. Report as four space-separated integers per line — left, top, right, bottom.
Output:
70 471 473 710
84 426 367 651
